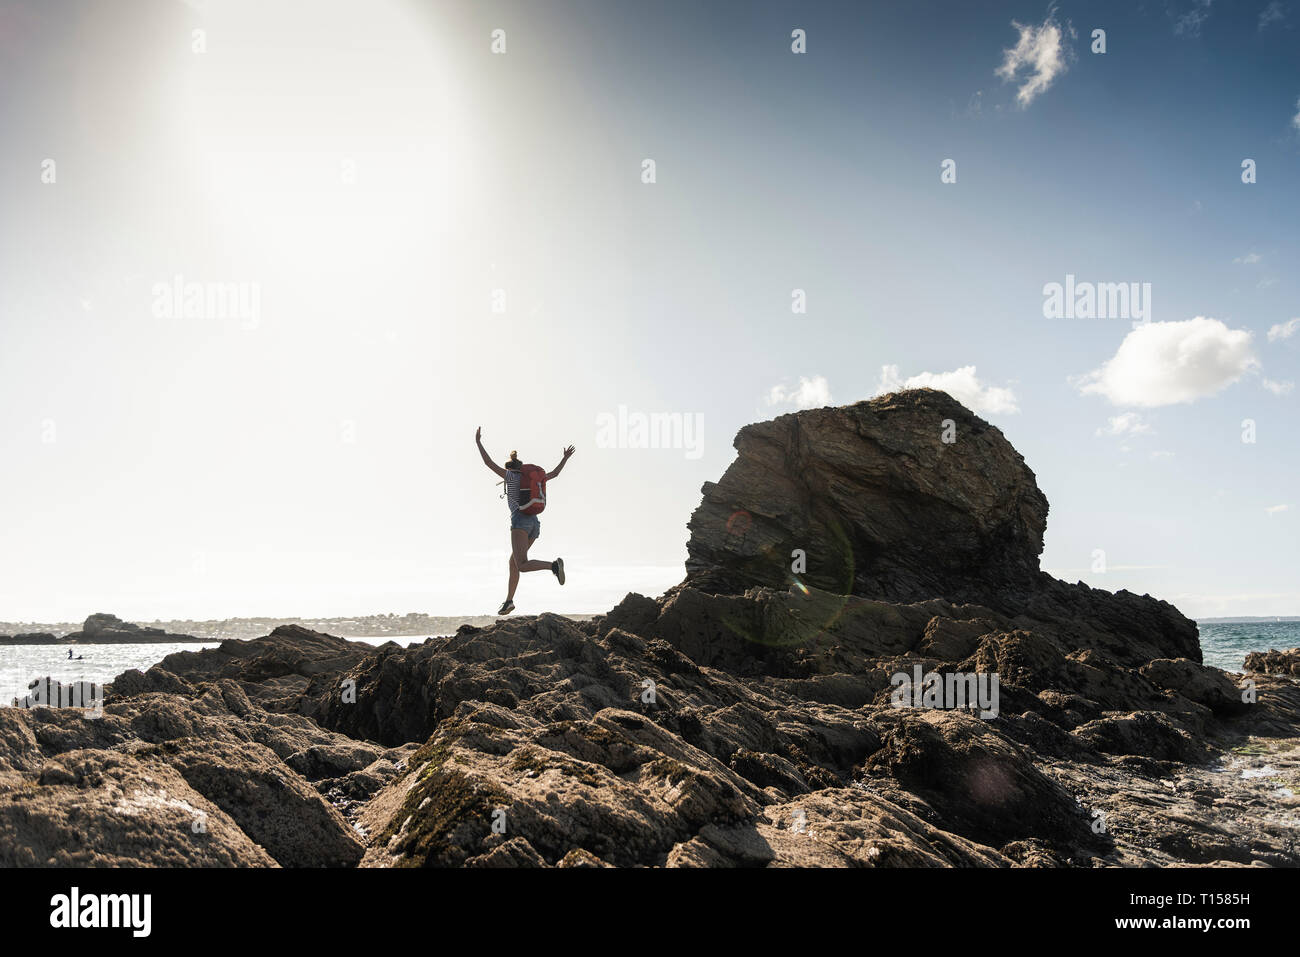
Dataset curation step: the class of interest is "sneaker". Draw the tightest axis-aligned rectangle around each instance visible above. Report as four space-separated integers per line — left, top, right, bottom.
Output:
552 558 565 585
497 599 515 615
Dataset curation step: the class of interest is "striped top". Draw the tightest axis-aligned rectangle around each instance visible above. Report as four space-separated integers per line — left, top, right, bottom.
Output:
503 469 521 513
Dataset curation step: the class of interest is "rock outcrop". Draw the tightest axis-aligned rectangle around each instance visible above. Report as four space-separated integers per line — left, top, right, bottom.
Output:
1245 648 1300 678
131 624 382 713
685 390 1048 602
0 634 59 645
1 389 1297 867
682 390 1199 666
29 613 205 645
0 656 396 867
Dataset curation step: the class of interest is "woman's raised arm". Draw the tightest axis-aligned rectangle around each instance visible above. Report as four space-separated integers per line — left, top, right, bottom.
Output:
547 445 576 480
476 427 507 478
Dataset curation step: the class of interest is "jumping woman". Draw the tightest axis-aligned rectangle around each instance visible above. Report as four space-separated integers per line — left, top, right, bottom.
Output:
476 426 573 615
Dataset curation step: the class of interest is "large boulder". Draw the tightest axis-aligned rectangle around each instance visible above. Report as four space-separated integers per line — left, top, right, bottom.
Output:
684 389 1048 602
681 389 1200 665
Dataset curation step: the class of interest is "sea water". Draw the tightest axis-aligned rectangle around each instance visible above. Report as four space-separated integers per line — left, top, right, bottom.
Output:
0 634 435 705
0 642 221 705
1198 620 1300 673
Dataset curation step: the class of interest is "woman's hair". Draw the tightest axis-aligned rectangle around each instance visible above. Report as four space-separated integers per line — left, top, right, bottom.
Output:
504 450 522 470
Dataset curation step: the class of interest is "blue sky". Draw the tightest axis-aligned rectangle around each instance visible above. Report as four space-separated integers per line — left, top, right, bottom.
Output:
0 0 1297 622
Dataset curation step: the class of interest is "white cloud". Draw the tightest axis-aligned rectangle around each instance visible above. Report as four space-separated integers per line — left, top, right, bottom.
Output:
1075 317 1259 407
1263 378 1295 396
1095 412 1153 437
995 16 1071 108
1175 0 1213 37
766 375 832 410
876 364 1019 415
1233 251 1261 264
1267 317 1300 341
1260 1 1285 30
1150 450 1175 461
1265 504 1292 515
1293 96 1300 133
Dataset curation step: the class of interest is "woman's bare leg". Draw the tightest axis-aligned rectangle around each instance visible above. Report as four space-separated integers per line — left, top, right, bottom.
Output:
511 528 551 573
507 554 521 602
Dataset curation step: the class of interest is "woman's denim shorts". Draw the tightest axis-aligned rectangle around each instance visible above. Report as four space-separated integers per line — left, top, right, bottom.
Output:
510 511 540 540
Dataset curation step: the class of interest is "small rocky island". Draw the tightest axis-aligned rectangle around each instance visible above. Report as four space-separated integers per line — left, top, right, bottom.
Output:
2 389 1298 867
0 613 201 646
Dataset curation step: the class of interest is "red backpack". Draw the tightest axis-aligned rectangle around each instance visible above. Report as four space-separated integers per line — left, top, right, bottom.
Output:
515 464 547 515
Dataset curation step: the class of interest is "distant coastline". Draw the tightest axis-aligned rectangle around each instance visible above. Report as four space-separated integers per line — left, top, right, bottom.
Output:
1197 616 1300 624
0 611 597 644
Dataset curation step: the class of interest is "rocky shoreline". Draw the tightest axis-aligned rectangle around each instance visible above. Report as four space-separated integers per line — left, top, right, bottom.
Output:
2 389 1298 867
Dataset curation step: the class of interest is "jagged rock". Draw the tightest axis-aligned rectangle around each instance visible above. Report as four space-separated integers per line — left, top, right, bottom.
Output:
357 702 766 867
0 665 380 867
0 749 277 867
556 847 613 867
110 668 197 698
465 836 548 867
149 625 377 712
0 709 44 772
1140 658 1251 716
1072 711 1206 763
140 739 363 867
668 786 1010 867
1005 580 1200 667
919 616 998 660
861 709 1097 853
684 390 1048 601
1245 648 1300 678
22 705 134 757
